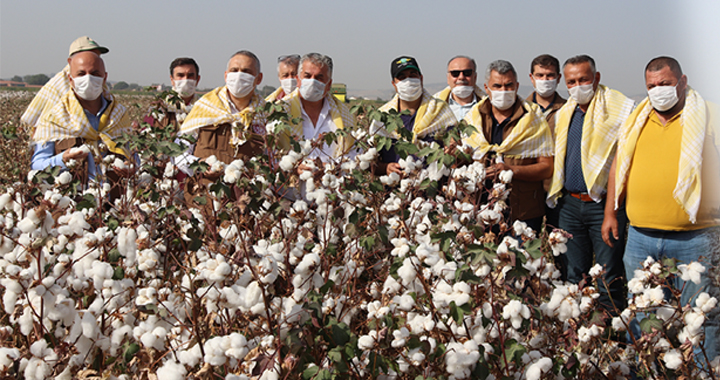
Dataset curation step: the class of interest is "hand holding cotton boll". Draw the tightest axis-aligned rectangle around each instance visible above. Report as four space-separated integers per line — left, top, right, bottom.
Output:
62 144 90 164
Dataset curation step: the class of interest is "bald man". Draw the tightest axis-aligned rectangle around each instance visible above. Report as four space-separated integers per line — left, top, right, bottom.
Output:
32 50 131 183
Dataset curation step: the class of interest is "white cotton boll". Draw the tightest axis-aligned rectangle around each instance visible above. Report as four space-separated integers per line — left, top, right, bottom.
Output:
156 360 187 380
358 331 377 350
502 300 531 329
0 347 20 370
588 264 604 278
525 357 553 380
69 144 90 156
663 349 683 370
17 210 40 233
112 158 128 170
498 169 513 184
382 276 402 295
56 171 73 185
380 172 401 186
577 325 602 343
179 343 203 367
678 262 705 285
391 327 410 348
696 292 718 313
0 193 11 210
394 294 415 311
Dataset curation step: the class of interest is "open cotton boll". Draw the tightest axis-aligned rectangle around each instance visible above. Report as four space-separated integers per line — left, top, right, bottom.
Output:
678 262 705 285
525 357 553 380
156 360 187 380
69 144 90 156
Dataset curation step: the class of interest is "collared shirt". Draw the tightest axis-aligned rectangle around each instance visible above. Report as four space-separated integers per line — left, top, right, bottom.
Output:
563 106 588 193
532 92 555 113
31 96 109 179
301 98 340 161
490 112 512 145
448 93 478 121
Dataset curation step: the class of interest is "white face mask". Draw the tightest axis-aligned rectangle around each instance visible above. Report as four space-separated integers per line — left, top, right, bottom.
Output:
299 78 326 102
72 74 104 101
534 79 557 98
226 71 256 98
172 79 197 98
452 85 474 99
280 78 297 95
395 78 423 101
648 84 679 112
489 90 516 111
568 83 595 105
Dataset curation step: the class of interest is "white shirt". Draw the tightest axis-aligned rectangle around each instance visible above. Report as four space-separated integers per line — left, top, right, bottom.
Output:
448 92 478 121
301 98 340 162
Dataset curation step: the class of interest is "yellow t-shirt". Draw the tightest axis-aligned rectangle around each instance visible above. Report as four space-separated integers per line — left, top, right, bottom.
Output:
627 110 720 230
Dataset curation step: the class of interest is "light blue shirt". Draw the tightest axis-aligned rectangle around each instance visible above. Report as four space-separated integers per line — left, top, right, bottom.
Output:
448 93 478 122
31 96 109 179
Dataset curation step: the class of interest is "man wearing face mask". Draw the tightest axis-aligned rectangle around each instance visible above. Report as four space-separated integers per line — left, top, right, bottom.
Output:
31 50 131 187
266 54 299 103
177 50 269 180
604 57 720 356
463 60 553 232
433 55 485 121
378 56 456 175
22 36 109 134
147 58 201 132
546 55 634 312
282 52 355 165
526 54 566 134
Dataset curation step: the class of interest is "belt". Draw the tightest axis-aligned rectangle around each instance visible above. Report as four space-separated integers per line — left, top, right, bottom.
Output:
568 192 595 202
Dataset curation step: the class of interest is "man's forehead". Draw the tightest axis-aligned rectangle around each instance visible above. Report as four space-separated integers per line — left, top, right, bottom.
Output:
564 62 593 74
488 70 515 82
229 55 257 70
449 58 472 69
646 66 678 82
70 51 104 70
173 64 197 74
533 64 558 74
279 62 298 72
302 61 328 75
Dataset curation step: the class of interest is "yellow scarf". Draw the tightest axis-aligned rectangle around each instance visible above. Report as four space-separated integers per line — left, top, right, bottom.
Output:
379 90 456 143
462 97 552 159
547 85 634 207
284 89 356 156
180 86 267 146
22 65 110 134
33 90 130 158
265 87 287 103
433 85 485 103
615 87 708 222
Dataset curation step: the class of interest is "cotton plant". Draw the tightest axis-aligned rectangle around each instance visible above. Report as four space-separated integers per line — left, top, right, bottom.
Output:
0 100 717 379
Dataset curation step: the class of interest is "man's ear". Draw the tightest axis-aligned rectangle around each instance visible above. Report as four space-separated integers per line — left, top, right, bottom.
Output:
255 73 263 86
196 75 201 86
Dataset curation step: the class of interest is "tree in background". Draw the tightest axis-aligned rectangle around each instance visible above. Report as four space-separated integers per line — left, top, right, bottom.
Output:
23 74 50 85
10 75 22 82
113 81 129 90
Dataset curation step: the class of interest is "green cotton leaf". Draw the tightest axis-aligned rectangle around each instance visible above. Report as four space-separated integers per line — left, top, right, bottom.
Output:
107 248 121 264
395 141 419 159
449 301 465 324
503 339 527 365
525 239 543 259
76 193 97 211
330 322 351 346
360 236 376 251
112 266 124 280
302 366 319 380
319 280 335 295
327 347 343 363
193 196 207 205
469 244 497 266
123 343 140 363
639 315 664 334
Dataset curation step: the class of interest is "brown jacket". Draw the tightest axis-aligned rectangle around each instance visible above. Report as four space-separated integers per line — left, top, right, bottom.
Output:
525 92 566 135
477 100 548 221
184 123 264 207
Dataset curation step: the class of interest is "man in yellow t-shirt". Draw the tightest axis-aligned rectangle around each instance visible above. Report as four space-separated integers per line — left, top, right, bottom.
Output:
604 56 720 359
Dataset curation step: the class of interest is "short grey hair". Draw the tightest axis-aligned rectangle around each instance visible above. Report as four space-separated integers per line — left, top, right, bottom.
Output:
447 55 477 71
563 55 596 74
277 54 300 74
227 50 261 73
300 53 333 78
485 60 517 82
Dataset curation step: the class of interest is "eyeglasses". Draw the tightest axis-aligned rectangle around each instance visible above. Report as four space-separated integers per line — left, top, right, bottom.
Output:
278 54 300 63
449 69 473 78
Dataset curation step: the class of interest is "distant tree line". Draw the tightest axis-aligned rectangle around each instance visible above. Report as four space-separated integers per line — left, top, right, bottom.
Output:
7 74 51 85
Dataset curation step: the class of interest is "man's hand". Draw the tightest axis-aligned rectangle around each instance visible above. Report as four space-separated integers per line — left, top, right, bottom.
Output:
444 138 460 155
386 162 402 175
601 213 619 248
297 163 313 175
62 148 88 164
485 162 511 179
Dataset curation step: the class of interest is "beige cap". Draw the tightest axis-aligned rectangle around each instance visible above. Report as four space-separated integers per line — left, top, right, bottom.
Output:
68 36 109 57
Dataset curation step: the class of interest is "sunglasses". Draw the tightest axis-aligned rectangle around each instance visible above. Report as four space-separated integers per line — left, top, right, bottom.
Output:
449 69 473 78
278 54 300 63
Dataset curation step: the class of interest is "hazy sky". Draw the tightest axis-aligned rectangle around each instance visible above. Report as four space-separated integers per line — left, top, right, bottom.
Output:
1 1 719 101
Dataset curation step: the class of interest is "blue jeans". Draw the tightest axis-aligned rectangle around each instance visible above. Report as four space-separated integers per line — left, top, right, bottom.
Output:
624 226 720 363
558 195 627 312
